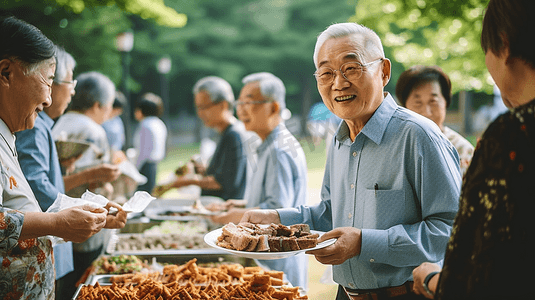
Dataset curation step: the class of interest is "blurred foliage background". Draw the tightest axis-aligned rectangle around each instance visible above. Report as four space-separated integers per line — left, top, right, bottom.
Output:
1 0 494 136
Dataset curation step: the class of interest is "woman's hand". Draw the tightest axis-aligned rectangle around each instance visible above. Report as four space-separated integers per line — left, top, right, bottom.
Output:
412 262 441 299
53 205 107 243
306 227 361 265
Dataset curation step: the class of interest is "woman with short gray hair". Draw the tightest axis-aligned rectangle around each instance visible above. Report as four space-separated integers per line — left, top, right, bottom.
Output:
51 70 122 299
53 72 117 172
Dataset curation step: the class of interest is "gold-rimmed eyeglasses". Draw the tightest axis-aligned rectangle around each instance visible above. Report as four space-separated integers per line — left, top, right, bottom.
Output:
314 58 384 85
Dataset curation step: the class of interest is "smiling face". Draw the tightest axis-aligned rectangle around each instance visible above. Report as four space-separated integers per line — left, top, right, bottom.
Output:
0 58 55 132
316 34 391 131
405 81 447 130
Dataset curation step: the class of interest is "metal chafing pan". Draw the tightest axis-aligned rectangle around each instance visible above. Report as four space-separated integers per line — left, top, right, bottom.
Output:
73 254 257 299
73 255 310 300
142 196 224 221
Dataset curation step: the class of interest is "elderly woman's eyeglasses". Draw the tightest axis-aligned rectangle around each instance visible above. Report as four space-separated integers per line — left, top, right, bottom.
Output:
314 58 384 85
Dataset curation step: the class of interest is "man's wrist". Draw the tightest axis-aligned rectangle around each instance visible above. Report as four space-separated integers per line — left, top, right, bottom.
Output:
423 271 440 296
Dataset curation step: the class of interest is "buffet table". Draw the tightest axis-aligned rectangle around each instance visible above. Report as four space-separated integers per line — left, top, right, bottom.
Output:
72 197 308 299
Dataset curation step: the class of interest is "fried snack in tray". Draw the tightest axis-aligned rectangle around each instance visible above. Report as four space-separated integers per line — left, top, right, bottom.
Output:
217 223 319 252
76 258 307 300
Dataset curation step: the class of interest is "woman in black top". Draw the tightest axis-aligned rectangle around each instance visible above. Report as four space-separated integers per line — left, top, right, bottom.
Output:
412 1 535 299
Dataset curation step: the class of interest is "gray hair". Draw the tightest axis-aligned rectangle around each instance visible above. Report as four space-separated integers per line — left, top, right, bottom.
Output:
193 76 235 107
69 71 115 112
242 72 286 111
313 23 385 68
53 46 76 83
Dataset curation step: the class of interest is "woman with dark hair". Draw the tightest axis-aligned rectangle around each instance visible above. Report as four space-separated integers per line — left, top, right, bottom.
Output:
412 0 535 299
0 16 126 299
134 92 167 193
396 66 474 175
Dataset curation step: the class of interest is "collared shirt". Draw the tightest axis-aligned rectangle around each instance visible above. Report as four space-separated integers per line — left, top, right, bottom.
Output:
243 123 309 290
0 118 55 299
278 93 461 290
442 126 474 176
133 116 168 169
102 116 125 151
15 112 74 279
244 123 308 209
202 122 248 200
16 112 65 210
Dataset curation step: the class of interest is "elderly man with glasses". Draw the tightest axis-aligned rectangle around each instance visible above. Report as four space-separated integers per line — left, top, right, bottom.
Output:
242 23 461 300
154 76 248 200
211 72 309 291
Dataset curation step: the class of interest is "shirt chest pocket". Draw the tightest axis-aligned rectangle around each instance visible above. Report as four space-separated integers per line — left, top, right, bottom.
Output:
360 188 406 229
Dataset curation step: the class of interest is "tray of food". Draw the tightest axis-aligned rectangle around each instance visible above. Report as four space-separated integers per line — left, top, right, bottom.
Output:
106 220 214 254
91 255 147 275
74 258 308 300
204 223 336 260
143 196 224 221
107 232 211 254
83 253 257 286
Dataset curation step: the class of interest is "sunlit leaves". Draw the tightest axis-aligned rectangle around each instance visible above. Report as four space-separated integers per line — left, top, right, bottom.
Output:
352 0 492 93
55 0 187 27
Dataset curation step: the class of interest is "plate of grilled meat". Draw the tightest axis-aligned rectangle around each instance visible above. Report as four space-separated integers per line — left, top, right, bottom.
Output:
204 222 336 260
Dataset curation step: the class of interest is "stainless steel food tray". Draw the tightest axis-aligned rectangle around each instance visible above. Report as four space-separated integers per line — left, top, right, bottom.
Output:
74 273 302 300
106 232 213 255
142 196 223 221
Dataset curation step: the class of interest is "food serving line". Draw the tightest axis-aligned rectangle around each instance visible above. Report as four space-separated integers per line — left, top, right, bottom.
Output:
73 196 325 299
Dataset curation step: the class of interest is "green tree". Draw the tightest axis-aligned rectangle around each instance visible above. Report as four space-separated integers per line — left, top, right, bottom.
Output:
2 0 360 123
54 0 186 27
351 0 491 94
143 0 359 118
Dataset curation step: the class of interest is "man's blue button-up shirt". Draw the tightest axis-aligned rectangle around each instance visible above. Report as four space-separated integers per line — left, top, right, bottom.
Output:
244 123 309 290
278 93 461 290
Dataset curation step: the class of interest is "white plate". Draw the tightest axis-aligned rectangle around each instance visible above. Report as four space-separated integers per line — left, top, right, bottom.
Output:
203 226 336 260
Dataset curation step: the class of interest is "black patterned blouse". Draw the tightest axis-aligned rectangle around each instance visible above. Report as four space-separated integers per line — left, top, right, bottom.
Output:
436 99 535 299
